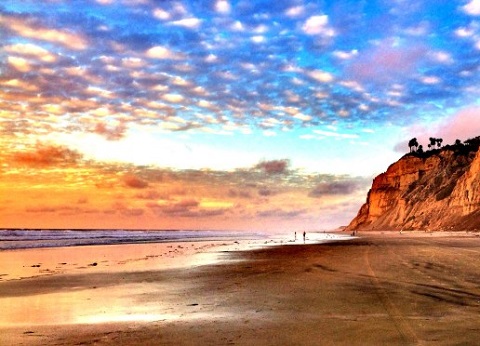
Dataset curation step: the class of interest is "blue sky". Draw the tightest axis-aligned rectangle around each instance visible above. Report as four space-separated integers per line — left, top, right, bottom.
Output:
2 0 480 230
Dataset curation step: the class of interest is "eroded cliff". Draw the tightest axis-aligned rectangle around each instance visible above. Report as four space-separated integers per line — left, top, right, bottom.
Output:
346 144 480 232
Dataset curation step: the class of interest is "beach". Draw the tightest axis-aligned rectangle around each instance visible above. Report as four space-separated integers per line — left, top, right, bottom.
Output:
1 232 480 345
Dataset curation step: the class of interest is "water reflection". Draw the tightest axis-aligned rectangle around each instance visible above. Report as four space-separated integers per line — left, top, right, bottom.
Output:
0 282 180 326
0 233 349 326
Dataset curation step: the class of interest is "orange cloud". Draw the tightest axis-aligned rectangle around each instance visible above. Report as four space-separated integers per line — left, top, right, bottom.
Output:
135 190 167 200
161 199 199 214
12 143 82 167
123 174 149 189
254 159 290 174
7 56 32 72
0 146 365 231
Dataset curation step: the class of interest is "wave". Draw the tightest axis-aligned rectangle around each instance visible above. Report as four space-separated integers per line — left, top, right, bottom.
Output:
0 229 264 250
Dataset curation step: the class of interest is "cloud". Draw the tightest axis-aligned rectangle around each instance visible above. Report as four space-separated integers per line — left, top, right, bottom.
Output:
293 113 312 122
302 15 334 37
4 78 39 92
256 208 307 218
111 201 145 217
136 190 167 200
93 122 127 140
148 198 228 217
7 56 32 72
1 16 88 50
306 69 335 83
122 57 146 69
5 43 57 63
77 197 88 204
185 209 228 217
13 144 82 167
312 129 359 139
0 3 477 175
251 35 266 44
159 199 199 214
258 187 275 196
145 46 184 60
197 100 218 110
24 203 98 215
228 188 252 199
462 0 480 15
120 208 144 217
285 6 305 18
123 174 149 189
429 51 453 64
332 49 358 60
162 93 185 103
171 17 201 29
348 38 426 85
215 0 231 14
25 206 58 213
254 159 289 174
308 181 358 197
455 23 478 38
153 8 171 20
420 76 441 85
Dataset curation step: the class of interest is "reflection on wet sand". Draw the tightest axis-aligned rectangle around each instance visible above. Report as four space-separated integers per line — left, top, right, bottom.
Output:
0 233 349 330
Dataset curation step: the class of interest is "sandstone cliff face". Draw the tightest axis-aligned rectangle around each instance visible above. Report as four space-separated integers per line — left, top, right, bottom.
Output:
346 147 480 232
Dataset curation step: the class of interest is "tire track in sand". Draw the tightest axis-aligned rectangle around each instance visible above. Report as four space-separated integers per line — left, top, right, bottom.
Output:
413 238 480 255
364 244 420 345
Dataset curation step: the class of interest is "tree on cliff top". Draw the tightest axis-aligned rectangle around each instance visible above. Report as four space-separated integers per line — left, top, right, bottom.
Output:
427 137 443 150
406 135 480 158
436 138 443 148
464 136 480 148
408 138 419 152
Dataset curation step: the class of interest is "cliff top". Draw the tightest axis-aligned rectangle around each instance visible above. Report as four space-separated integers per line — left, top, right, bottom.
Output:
404 135 480 160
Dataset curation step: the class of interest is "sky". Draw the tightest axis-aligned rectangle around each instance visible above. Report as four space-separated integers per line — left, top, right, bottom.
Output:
2 0 480 232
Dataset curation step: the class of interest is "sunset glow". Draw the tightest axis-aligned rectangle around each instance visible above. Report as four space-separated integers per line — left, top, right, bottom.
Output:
2 1 480 231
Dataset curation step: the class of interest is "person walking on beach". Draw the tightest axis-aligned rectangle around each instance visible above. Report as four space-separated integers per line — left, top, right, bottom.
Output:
303 231 306 243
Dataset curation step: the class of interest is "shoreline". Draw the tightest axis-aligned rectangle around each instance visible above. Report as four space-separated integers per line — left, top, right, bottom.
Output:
0 231 349 282
0 240 242 283
2 232 480 345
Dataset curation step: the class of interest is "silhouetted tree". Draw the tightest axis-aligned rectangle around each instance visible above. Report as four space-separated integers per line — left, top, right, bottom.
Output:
417 145 424 154
465 136 480 148
428 137 436 150
408 138 418 152
436 138 443 148
455 139 462 146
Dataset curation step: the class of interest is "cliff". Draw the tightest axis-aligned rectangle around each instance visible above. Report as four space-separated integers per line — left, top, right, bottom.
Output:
346 144 480 232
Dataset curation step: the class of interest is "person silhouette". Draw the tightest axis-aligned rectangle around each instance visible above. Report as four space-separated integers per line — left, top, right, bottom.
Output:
303 231 306 243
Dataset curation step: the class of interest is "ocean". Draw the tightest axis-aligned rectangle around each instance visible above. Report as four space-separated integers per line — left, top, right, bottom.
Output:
0 229 265 250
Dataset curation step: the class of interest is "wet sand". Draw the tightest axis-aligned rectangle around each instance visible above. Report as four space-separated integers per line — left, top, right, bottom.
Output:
1 232 480 345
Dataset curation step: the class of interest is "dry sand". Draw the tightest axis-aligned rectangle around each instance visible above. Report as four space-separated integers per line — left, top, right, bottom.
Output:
1 232 480 345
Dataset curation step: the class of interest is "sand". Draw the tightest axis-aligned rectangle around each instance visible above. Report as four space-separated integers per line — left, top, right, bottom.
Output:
1 232 480 345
